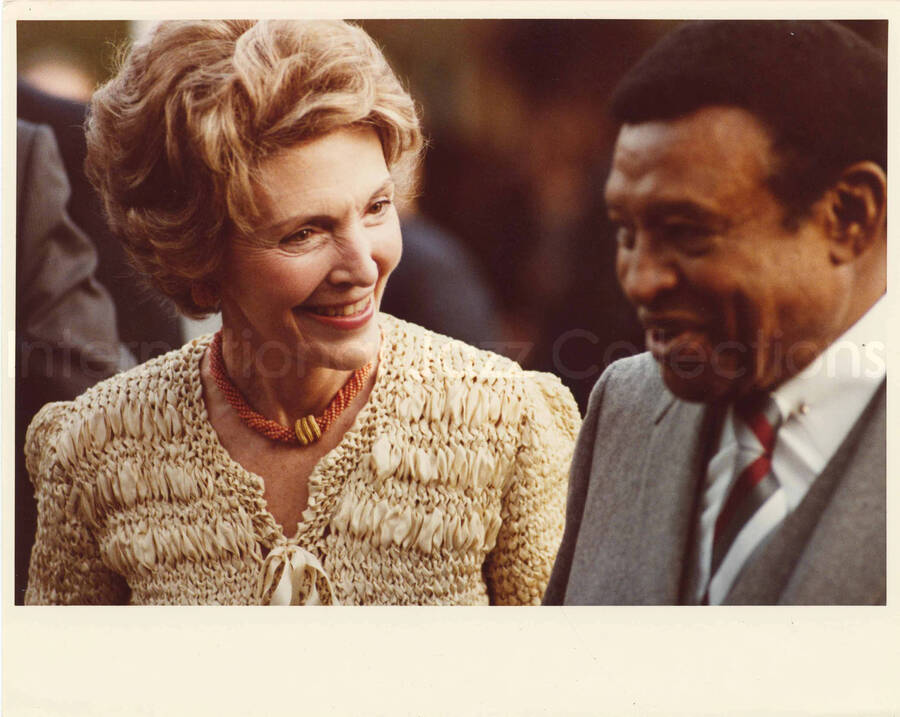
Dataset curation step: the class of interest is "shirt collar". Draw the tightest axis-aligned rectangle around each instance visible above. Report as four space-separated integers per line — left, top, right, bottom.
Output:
771 294 886 422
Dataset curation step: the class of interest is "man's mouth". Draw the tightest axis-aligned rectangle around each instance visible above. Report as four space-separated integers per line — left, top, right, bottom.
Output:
642 316 708 362
648 325 683 344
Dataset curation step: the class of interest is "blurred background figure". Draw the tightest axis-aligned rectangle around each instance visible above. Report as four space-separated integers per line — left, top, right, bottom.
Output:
384 187 503 349
18 44 96 102
18 80 186 361
15 119 136 603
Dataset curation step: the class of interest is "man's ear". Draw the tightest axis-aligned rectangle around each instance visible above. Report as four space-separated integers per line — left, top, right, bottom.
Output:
823 161 886 265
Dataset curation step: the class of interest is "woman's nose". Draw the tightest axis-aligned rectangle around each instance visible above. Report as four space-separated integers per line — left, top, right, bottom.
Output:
328 224 380 288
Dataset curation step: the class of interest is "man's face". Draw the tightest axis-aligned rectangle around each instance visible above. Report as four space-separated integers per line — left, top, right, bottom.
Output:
605 106 849 402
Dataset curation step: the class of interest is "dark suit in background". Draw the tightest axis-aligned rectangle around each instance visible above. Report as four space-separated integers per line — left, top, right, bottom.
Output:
15 120 136 603
384 214 502 349
18 81 183 361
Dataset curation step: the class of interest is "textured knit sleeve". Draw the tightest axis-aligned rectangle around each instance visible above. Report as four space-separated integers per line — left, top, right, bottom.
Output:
483 372 581 605
24 402 130 605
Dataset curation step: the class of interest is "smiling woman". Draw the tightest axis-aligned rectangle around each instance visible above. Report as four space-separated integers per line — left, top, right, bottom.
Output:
24 19 581 605
217 128 399 380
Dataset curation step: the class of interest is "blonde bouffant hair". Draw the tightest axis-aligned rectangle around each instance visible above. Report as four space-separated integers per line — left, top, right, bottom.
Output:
85 20 423 317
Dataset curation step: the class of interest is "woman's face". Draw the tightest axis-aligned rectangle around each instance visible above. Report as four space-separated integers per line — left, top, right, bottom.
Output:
218 127 401 373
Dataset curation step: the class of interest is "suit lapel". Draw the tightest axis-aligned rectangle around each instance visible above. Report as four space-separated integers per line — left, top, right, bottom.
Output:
726 382 886 605
624 395 721 603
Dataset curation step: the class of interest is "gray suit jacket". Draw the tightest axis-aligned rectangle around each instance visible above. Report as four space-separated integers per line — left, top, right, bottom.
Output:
544 353 886 605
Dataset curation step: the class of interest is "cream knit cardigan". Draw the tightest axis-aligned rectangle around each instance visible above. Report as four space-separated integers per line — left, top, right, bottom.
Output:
25 314 581 605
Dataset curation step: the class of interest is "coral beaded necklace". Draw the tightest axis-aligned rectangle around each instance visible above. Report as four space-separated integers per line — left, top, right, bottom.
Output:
208 330 372 446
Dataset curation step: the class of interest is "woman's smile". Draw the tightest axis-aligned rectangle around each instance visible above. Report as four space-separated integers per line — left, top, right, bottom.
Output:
301 295 374 328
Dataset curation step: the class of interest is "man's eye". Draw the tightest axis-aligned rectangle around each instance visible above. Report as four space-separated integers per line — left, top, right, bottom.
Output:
664 223 707 239
663 223 714 253
614 223 636 249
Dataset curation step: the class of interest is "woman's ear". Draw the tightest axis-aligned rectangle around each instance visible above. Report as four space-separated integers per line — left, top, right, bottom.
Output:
191 281 221 310
824 161 886 265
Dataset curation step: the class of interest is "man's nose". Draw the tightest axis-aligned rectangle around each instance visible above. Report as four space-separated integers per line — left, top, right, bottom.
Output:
617 237 679 307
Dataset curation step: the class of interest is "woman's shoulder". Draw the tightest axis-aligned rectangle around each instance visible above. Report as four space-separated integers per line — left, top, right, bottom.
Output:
24 336 211 479
379 313 580 420
381 312 522 384
62 334 208 411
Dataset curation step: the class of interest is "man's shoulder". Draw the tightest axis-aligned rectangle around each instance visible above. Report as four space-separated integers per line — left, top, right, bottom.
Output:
579 351 675 444
604 351 662 382
592 351 667 404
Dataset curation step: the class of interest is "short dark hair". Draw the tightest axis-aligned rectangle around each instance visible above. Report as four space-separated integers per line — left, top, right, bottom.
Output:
610 21 887 223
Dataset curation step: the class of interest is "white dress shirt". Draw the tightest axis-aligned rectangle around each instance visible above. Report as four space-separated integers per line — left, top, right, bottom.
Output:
692 296 886 603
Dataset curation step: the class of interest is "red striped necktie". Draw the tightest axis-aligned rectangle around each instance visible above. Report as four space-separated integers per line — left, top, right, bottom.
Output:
704 393 783 604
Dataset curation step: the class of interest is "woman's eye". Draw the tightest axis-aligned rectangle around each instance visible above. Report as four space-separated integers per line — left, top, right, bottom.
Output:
281 228 314 244
368 199 391 216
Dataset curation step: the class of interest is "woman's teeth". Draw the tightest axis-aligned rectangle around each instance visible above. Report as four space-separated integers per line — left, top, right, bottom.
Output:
309 297 370 317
